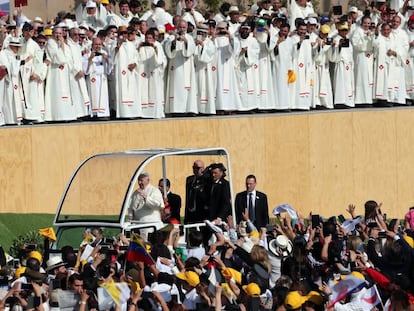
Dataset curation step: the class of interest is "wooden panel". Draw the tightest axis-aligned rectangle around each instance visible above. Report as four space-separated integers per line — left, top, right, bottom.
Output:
0 128 32 213
352 110 398 215
1 109 414 219
308 112 354 216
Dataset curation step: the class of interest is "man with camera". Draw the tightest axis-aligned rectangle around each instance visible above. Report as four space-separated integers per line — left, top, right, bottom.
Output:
193 23 216 114
289 19 313 110
83 37 111 119
164 20 198 115
330 21 355 108
137 29 166 118
350 15 375 106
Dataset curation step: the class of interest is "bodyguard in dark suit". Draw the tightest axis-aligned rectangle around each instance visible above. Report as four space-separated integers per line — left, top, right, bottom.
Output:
235 175 269 229
206 163 231 221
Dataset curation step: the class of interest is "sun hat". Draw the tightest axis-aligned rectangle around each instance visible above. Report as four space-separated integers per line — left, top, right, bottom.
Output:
269 235 293 257
45 257 66 272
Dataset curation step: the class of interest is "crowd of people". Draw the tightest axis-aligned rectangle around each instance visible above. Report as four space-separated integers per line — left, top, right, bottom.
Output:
1 159 414 310
2 0 414 125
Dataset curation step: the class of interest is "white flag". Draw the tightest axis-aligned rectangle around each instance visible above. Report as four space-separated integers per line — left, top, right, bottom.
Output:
359 285 381 309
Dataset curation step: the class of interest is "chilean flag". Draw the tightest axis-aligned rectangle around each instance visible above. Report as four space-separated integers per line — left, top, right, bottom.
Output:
359 285 381 309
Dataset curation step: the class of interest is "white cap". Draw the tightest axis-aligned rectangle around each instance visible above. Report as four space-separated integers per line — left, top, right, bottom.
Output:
348 6 358 13
306 17 318 25
86 0 97 8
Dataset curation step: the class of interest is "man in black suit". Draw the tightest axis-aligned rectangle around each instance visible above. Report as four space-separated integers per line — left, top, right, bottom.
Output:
235 175 269 229
158 178 182 223
184 160 209 224
207 163 231 220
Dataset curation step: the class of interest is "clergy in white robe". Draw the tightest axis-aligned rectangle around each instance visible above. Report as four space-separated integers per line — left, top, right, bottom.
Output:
330 22 355 107
19 23 45 122
350 16 375 105
108 0 133 27
83 37 111 118
214 21 242 112
290 22 313 110
270 23 293 110
373 23 403 104
288 0 315 31
44 27 77 121
67 28 90 119
236 25 260 111
137 30 167 118
164 20 198 114
405 16 414 100
0 38 24 125
312 25 333 109
391 15 409 104
193 24 216 114
113 27 141 118
255 26 276 110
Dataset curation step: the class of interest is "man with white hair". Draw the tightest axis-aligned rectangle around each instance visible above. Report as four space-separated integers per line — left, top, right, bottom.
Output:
129 173 164 232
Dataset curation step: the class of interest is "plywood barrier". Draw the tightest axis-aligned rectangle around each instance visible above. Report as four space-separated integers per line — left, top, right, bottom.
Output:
1 109 414 219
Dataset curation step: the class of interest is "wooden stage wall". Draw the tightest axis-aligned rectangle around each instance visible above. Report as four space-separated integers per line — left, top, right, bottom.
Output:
1 109 414 219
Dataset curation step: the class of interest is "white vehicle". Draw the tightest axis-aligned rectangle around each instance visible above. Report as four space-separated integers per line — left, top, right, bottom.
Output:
47 148 235 258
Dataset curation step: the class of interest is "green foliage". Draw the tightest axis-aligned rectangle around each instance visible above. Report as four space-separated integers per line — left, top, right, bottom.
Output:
0 214 55 255
9 231 44 258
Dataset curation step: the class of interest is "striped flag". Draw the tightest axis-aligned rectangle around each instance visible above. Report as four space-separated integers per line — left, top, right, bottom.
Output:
359 285 381 309
126 233 154 265
327 275 367 308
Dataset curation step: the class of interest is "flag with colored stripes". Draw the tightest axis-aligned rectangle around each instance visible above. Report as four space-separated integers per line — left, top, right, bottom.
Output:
126 233 154 265
359 285 381 309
